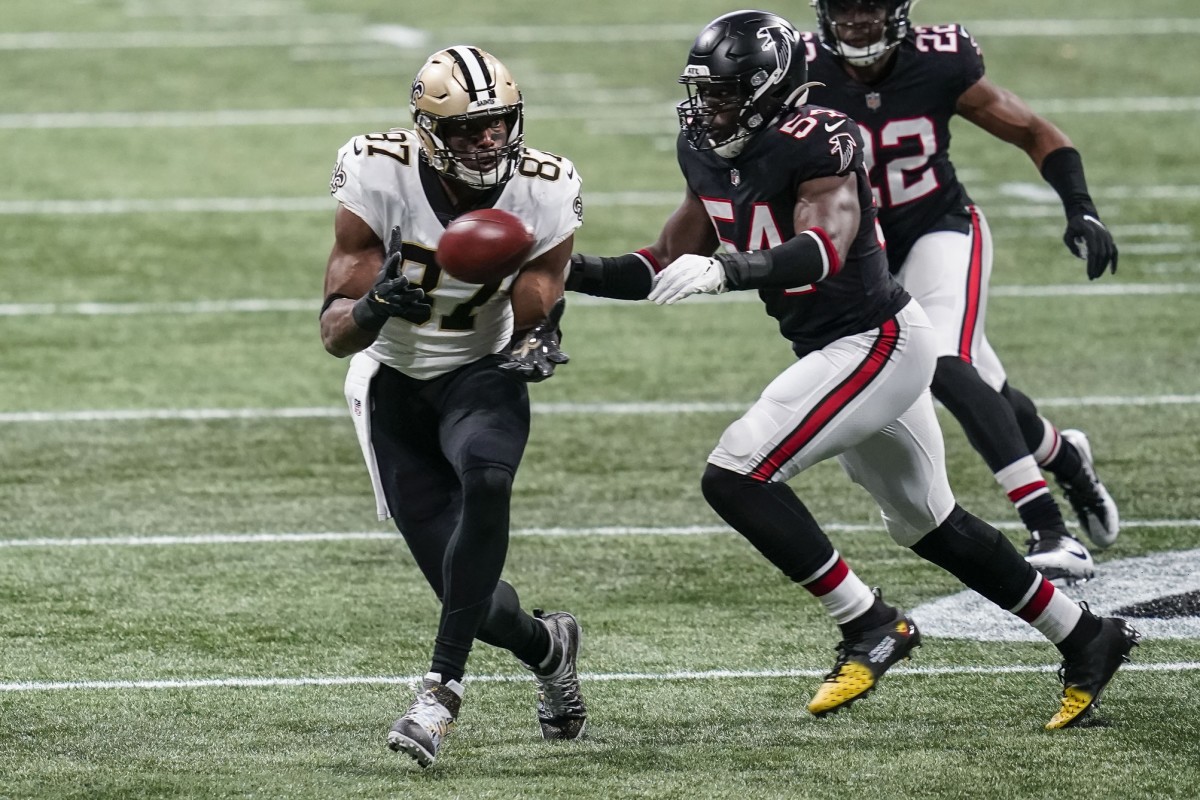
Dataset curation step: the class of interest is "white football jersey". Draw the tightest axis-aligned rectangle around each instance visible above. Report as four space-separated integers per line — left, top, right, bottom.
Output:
329 128 583 379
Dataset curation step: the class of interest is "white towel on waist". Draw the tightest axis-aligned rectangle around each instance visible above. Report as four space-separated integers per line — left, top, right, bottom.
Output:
344 353 390 520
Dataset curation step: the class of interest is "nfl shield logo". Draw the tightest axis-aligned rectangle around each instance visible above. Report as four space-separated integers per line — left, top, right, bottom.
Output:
730 169 741 186
866 91 882 110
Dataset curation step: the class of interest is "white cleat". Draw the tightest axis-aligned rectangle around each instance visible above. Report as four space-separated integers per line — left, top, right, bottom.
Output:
1058 429 1119 549
1025 531 1095 586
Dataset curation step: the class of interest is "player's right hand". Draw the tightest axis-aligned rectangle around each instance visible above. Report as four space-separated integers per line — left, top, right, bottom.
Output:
353 250 432 329
648 254 726 305
1064 213 1118 280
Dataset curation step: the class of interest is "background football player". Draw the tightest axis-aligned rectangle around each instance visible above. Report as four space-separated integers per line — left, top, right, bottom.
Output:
320 46 585 767
803 0 1120 584
567 9 1137 730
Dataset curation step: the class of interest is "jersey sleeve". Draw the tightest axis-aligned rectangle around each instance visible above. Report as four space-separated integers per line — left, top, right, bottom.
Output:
328 133 412 240
784 109 866 184
915 24 986 99
521 149 584 259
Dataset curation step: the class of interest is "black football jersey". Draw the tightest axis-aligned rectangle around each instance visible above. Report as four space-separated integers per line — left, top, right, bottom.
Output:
676 106 909 357
803 25 986 270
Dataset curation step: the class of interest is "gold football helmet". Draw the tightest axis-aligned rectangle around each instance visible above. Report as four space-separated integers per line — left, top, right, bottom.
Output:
409 46 524 189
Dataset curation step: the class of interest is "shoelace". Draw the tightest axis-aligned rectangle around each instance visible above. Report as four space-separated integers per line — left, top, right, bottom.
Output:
821 642 854 681
537 660 585 717
1059 462 1105 507
404 691 454 735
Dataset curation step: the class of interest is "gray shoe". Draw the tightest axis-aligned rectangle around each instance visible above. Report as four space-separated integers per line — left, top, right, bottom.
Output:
1058 429 1120 549
386 672 463 768
1025 531 1095 585
527 610 588 740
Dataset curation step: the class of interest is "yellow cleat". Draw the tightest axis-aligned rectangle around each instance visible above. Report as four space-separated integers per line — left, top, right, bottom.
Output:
808 610 921 718
1045 615 1140 730
1046 686 1098 730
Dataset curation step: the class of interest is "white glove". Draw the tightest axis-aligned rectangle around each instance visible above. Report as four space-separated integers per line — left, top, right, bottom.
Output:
647 254 726 305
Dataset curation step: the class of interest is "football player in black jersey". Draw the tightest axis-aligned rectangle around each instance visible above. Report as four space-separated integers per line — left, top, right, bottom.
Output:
568 10 1136 729
803 0 1120 584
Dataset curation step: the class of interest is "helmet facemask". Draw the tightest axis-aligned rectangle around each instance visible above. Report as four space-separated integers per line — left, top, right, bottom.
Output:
813 0 915 67
410 46 525 190
677 12 809 159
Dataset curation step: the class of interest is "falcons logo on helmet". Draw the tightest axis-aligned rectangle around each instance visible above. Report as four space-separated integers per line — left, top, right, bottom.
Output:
829 132 857 174
756 23 800 83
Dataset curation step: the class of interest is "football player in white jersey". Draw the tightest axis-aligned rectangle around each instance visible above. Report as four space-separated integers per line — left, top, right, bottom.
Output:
319 46 586 767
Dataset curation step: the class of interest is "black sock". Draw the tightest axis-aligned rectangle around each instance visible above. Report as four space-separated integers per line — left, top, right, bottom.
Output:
838 595 895 639
1045 441 1084 485
1056 609 1102 657
1019 495 1068 537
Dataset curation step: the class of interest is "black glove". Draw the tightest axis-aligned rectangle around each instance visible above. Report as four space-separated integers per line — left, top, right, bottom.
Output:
351 250 432 330
1064 212 1118 280
499 297 569 382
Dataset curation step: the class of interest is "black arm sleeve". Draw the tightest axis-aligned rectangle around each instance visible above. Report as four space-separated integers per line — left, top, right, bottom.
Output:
1040 147 1097 217
565 253 654 300
715 230 838 290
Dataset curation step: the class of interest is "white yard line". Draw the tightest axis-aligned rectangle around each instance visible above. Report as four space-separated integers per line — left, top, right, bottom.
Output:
2 660 1196 694
0 394 1198 424
2 18 1198 51
0 283 1196 319
0 96 1196 131
2 186 1198 217
1 518 1196 549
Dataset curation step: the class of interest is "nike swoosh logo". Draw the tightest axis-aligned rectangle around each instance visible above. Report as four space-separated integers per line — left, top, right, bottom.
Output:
353 140 363 155
1066 545 1090 560
824 120 846 132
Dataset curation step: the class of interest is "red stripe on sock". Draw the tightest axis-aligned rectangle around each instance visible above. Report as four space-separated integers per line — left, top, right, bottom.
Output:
805 558 849 597
1007 480 1048 503
1016 578 1055 622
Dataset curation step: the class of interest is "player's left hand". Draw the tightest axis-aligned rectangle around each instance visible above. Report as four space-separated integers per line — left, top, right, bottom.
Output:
500 296 569 382
647 254 727 305
1064 213 1118 280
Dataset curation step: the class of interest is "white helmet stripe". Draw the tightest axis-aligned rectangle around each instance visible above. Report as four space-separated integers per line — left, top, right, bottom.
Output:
446 45 495 102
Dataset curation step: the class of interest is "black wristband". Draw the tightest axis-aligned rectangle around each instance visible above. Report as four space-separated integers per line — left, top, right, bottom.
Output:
351 296 388 331
1040 147 1097 218
566 252 654 300
320 292 351 319
716 229 839 290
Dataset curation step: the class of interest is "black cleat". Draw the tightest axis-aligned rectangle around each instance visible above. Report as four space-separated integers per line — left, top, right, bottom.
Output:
1046 615 1140 729
527 610 588 740
807 607 921 717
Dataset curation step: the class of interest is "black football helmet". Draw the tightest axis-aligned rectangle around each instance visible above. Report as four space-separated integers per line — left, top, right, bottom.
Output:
812 0 915 66
677 10 808 158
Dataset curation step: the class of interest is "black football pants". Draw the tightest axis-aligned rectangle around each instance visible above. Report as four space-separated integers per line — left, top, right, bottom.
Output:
370 356 547 681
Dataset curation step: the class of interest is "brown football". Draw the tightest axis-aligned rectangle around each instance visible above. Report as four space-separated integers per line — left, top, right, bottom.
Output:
436 208 535 284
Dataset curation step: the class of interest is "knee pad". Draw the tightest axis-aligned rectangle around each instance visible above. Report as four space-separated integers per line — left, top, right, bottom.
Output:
930 355 987 406
1000 383 1047 447
460 464 513 503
